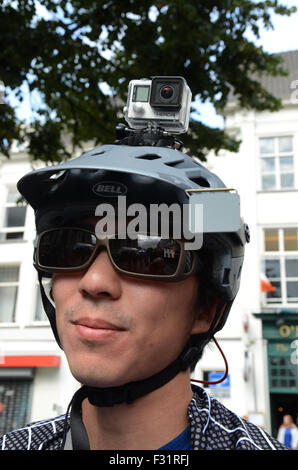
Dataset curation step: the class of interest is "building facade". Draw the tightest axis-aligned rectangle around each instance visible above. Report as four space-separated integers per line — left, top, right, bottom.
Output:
0 153 79 436
194 50 298 438
0 51 297 439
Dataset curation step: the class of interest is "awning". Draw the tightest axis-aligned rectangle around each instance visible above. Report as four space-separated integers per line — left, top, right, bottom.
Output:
0 355 61 367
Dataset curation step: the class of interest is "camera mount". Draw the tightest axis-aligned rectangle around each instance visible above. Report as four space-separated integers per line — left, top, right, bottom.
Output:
114 122 183 150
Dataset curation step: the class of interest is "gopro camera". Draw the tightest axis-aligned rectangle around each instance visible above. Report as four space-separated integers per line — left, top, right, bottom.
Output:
123 76 192 134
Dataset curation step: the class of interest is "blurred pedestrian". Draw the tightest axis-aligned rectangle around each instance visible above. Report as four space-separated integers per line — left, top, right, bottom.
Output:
277 414 298 450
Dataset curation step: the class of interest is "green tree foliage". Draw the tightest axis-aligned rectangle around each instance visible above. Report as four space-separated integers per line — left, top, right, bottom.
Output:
0 0 296 162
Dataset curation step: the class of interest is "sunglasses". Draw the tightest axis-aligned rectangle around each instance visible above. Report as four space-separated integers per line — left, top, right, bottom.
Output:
35 227 198 281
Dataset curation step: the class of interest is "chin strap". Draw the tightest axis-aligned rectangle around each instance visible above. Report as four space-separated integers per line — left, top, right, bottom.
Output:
85 363 183 407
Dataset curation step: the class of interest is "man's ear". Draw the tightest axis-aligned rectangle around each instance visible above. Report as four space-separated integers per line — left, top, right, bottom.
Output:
190 298 226 336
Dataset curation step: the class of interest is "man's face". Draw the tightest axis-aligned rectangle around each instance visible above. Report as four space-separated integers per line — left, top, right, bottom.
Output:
52 249 209 389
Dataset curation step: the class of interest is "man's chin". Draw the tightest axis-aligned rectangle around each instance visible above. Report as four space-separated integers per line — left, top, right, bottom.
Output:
72 369 130 390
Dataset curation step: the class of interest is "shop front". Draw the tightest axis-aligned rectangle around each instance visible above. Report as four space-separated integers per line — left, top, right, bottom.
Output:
254 313 298 437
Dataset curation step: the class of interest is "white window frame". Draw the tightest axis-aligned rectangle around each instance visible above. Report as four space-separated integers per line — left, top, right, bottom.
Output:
0 186 27 241
261 227 298 307
0 264 20 323
259 135 296 191
33 280 49 323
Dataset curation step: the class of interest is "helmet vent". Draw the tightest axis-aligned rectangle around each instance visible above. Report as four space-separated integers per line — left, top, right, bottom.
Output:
49 170 66 180
189 176 210 188
92 151 105 156
136 154 161 160
164 161 181 167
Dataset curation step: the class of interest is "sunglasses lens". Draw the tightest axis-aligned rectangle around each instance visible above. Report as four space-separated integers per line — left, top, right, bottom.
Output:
38 229 96 269
38 230 184 277
110 235 181 276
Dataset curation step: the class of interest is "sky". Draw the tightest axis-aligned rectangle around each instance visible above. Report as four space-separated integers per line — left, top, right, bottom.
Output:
7 1 298 129
195 0 298 128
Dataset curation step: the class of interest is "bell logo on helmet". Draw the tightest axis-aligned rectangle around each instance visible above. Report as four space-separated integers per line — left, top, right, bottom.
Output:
93 181 127 197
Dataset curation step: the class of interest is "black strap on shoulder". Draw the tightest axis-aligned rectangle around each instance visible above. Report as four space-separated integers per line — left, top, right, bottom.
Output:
69 386 90 450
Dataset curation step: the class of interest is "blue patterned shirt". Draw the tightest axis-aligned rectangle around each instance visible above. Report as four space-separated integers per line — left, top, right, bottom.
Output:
0 385 287 450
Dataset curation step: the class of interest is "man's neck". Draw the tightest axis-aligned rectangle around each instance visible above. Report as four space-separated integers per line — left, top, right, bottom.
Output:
81 371 193 450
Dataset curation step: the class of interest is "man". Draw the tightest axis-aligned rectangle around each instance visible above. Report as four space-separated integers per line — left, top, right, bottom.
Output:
0 143 286 450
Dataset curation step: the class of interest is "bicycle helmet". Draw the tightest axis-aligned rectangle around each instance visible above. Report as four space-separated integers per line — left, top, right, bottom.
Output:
17 143 249 408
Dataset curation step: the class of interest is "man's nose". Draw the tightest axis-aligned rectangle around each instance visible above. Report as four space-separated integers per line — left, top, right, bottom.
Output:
77 250 122 300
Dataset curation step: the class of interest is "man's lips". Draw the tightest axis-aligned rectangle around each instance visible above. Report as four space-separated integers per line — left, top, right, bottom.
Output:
72 317 125 341
73 317 124 330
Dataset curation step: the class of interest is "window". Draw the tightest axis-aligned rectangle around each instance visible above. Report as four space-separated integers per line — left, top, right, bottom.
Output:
0 266 19 322
0 188 27 241
268 341 298 393
34 286 48 322
269 355 297 391
262 228 298 305
259 136 295 190
0 379 32 435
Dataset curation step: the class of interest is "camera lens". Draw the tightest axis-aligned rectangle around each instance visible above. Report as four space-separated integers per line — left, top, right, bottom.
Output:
160 85 174 100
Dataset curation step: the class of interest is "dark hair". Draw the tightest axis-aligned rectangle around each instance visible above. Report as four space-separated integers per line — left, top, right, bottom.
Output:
195 249 218 312
188 249 220 371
